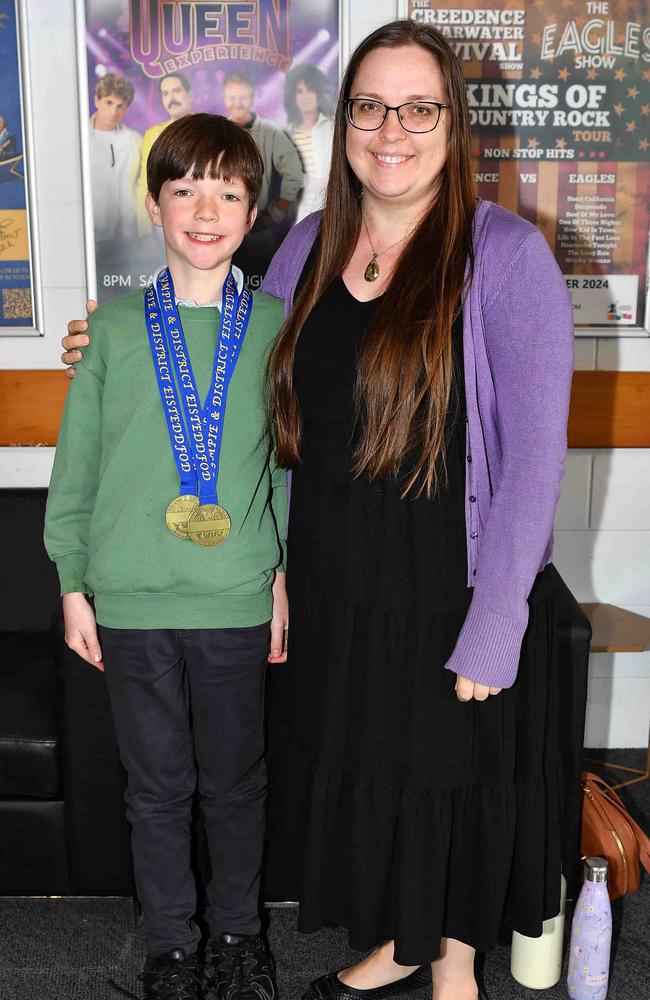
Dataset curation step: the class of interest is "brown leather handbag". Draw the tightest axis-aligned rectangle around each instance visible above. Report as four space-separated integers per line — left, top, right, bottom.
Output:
580 771 650 900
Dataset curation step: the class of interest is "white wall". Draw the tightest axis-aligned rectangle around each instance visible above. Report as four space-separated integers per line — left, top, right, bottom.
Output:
555 450 650 747
2 0 649 746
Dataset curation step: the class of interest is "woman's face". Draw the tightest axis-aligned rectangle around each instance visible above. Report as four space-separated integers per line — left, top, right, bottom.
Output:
345 44 450 214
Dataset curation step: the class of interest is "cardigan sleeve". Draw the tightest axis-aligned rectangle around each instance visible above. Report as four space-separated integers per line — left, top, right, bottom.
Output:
261 212 322 313
443 227 575 689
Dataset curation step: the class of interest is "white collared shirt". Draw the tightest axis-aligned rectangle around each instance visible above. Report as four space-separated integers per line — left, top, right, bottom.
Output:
150 264 245 308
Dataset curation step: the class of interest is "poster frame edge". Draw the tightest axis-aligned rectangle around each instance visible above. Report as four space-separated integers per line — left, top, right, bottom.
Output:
73 0 97 305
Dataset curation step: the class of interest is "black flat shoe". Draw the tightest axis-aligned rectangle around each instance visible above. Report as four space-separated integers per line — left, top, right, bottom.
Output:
302 965 431 1000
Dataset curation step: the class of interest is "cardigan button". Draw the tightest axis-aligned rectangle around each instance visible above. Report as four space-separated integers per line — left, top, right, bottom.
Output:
469 496 476 502
467 455 472 463
471 531 478 539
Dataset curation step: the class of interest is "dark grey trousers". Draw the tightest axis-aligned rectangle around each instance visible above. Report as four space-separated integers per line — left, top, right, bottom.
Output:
99 623 269 957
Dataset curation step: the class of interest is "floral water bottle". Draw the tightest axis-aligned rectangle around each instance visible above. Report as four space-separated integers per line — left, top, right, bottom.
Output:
567 857 612 1000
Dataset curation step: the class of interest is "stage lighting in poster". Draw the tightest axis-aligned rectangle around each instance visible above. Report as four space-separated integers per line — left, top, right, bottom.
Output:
75 1 340 302
0 0 42 335
403 0 649 336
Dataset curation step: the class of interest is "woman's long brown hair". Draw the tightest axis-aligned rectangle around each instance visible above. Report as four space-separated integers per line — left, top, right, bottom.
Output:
269 20 476 497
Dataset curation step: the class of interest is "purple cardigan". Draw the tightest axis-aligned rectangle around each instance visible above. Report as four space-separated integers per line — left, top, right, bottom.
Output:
262 198 575 689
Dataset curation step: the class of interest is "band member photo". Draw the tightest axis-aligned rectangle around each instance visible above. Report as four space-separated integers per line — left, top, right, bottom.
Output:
88 74 142 243
136 72 194 235
223 71 303 282
284 64 334 223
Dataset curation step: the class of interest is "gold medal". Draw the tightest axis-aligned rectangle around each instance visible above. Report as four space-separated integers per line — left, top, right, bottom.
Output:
165 494 199 539
186 503 231 547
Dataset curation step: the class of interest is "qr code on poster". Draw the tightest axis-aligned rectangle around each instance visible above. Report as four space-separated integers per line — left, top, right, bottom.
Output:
2 287 32 320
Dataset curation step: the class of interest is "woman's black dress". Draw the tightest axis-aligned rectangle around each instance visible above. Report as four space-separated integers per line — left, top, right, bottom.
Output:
265 273 568 965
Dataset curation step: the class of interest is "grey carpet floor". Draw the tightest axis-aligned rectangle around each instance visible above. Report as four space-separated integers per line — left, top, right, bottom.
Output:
0 750 648 1000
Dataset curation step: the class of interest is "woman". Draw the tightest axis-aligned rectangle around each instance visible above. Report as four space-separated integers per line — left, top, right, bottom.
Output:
62 20 580 1000
284 64 335 223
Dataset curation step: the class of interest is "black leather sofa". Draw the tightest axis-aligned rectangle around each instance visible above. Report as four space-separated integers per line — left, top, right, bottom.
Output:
0 488 133 895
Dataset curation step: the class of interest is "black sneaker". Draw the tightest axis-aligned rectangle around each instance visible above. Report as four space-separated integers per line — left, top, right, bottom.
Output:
203 933 277 1000
141 948 204 1000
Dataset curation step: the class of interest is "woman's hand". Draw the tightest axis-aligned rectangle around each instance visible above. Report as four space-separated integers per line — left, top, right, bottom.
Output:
455 674 501 702
62 592 104 670
268 570 288 663
61 299 98 379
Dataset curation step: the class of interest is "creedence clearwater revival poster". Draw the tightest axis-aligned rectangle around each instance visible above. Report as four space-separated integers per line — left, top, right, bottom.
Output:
78 1 339 301
406 0 649 333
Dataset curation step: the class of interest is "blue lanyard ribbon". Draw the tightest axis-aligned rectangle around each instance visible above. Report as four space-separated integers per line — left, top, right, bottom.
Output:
144 281 196 496
144 267 253 505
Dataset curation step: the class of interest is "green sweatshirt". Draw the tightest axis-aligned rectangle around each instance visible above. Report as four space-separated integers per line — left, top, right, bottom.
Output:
45 287 287 630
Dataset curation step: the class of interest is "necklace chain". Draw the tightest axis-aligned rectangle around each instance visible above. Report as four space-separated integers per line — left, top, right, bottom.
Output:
361 212 410 261
361 212 412 282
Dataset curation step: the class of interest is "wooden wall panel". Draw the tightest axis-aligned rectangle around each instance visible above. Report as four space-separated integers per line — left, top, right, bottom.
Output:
0 371 69 446
567 372 650 448
1 369 649 449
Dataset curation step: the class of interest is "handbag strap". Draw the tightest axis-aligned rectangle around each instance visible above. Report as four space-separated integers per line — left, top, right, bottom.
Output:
582 771 650 876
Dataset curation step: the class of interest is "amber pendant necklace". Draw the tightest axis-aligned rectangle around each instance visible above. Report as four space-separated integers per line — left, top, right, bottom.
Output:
361 212 410 282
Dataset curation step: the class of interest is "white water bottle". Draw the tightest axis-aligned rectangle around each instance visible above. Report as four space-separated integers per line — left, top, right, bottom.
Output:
510 873 567 988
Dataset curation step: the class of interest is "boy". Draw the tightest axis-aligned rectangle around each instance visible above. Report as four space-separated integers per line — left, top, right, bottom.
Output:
45 114 288 1000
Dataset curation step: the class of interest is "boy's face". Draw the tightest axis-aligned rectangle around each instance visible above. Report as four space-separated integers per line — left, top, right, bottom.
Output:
146 169 256 279
94 93 129 131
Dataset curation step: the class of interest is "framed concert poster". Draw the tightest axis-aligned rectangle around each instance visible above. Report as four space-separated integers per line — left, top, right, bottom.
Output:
0 0 42 335
75 0 341 302
402 0 650 336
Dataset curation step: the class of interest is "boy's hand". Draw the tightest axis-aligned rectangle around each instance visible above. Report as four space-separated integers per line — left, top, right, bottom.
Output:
268 571 288 663
61 299 98 379
62 592 104 671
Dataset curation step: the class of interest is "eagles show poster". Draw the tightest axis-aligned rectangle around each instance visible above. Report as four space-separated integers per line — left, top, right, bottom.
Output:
408 0 649 333
80 1 339 302
0 0 35 329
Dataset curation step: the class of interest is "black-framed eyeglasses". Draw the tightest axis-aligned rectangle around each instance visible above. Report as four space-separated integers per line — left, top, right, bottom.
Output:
344 98 448 134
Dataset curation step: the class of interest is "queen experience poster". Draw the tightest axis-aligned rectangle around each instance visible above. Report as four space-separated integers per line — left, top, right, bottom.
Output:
79 1 340 301
408 0 649 334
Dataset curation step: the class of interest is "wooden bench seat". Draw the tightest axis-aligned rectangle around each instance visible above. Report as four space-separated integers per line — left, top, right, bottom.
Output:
581 603 650 789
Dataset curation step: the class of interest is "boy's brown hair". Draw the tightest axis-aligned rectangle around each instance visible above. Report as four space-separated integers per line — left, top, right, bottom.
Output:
95 73 135 105
147 113 263 209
